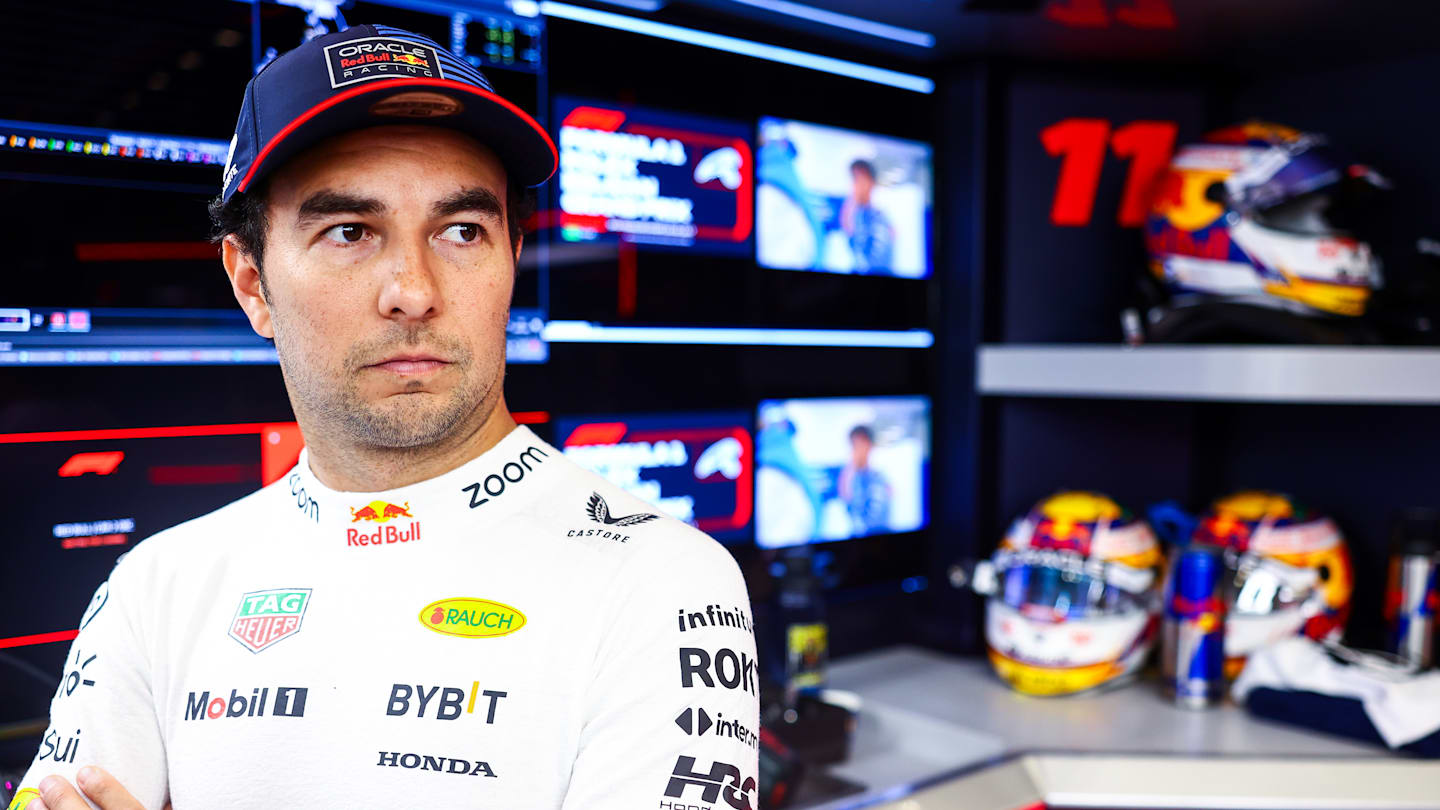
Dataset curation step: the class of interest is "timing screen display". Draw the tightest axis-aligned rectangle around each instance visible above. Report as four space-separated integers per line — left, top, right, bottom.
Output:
556 413 753 542
755 396 930 548
555 97 753 254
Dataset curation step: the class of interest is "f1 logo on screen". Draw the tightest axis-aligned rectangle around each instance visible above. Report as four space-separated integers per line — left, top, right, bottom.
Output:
1042 118 1178 227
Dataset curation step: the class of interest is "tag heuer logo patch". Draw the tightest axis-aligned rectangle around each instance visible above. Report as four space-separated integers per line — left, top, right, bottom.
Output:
586 492 660 527
229 588 311 653
324 37 444 89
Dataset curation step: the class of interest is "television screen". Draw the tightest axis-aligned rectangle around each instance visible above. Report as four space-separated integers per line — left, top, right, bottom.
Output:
755 396 930 548
555 413 753 542
756 117 933 278
555 97 753 254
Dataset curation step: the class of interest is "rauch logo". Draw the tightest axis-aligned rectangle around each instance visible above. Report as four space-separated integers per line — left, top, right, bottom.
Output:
419 598 526 639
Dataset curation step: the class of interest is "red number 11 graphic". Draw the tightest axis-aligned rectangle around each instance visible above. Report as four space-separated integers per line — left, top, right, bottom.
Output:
1041 118 1178 227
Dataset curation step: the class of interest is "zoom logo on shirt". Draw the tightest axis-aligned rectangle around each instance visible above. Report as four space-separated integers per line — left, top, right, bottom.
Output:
679 647 758 696
386 683 508 723
661 755 757 810
184 686 308 720
462 446 548 509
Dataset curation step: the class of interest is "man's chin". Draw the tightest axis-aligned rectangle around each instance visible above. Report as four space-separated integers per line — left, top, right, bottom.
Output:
346 396 472 449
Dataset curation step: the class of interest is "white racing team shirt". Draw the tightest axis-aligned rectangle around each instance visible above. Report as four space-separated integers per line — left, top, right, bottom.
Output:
11 425 760 809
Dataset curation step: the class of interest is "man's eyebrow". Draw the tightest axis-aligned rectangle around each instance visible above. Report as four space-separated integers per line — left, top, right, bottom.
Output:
294 190 388 229
431 187 505 224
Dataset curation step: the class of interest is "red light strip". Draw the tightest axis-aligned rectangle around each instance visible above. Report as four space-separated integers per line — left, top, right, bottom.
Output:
0 629 79 649
0 423 271 445
74 241 219 262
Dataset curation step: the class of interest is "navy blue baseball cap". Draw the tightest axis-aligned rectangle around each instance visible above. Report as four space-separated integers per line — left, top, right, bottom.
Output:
219 23 557 203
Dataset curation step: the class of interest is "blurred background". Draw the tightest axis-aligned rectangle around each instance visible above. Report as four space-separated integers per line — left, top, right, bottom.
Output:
3 0 1440 807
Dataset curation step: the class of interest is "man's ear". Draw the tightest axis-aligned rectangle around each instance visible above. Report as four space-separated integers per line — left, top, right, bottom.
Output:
512 231 524 267
221 234 274 339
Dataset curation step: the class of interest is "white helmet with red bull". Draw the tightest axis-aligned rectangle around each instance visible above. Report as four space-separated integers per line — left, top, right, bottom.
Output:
1191 491 1353 678
983 492 1164 696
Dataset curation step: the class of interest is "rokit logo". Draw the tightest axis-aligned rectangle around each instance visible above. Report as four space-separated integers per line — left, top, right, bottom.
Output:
376 751 496 777
677 604 753 634
462 446 548 509
661 756 756 810
679 647 758 696
386 683 508 723
567 492 660 543
324 37 443 89
674 708 759 750
348 500 420 548
184 687 308 720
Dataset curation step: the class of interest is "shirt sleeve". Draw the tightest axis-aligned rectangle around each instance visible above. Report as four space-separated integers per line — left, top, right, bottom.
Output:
10 553 168 810
561 536 760 810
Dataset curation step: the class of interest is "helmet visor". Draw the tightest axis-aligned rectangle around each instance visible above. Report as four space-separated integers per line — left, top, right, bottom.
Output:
1223 550 1317 616
995 558 1151 620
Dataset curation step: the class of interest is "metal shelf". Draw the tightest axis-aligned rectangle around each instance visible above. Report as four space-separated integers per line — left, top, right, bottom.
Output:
977 344 1440 404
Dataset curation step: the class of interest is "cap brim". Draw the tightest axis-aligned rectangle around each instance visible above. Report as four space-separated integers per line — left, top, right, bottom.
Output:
234 77 557 196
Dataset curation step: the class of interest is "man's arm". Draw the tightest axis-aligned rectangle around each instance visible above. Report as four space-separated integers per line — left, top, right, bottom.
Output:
562 537 760 810
10 556 167 810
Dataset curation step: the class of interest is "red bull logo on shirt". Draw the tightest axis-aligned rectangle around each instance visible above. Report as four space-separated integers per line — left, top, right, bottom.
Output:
348 501 421 548
229 588 312 653
419 598 526 639
351 500 414 523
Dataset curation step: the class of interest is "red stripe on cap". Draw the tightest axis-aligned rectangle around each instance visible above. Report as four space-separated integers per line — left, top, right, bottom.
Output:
235 78 558 194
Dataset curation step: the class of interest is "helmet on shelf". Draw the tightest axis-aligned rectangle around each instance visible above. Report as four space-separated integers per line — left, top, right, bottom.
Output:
1142 121 1390 336
1191 490 1354 678
983 491 1164 696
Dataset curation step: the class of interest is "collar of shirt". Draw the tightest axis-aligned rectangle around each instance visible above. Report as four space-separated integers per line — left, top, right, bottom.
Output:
279 424 561 538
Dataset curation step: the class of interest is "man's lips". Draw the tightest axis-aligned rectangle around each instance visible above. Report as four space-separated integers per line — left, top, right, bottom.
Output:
365 355 451 375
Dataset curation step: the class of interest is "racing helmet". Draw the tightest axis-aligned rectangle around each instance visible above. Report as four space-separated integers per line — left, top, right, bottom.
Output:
984 492 1164 696
1191 491 1354 678
1145 121 1389 318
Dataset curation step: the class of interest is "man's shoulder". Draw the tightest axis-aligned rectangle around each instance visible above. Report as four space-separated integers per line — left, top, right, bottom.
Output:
526 454 742 578
120 474 290 567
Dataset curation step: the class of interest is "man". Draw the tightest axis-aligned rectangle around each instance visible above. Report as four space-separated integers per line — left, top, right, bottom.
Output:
837 158 894 274
10 25 758 810
836 425 891 536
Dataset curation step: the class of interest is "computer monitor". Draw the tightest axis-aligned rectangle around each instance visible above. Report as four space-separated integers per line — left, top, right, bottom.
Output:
755 395 930 548
555 412 753 542
555 96 753 254
756 117 933 278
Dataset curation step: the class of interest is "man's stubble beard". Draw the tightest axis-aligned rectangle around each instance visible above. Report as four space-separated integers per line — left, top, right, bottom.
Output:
271 308 504 452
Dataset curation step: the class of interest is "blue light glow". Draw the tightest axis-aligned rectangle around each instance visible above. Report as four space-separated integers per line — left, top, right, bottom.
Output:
542 321 934 348
723 0 934 47
536 2 934 93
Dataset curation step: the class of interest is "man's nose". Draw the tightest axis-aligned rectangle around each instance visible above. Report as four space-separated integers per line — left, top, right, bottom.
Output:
376 235 442 322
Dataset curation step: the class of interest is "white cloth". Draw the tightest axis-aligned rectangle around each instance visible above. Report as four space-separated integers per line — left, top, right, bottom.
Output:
1232 636 1440 747
14 425 759 809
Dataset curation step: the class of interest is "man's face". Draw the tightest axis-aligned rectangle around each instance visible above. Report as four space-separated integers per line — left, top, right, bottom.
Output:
231 124 519 451
850 433 872 468
851 167 874 205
